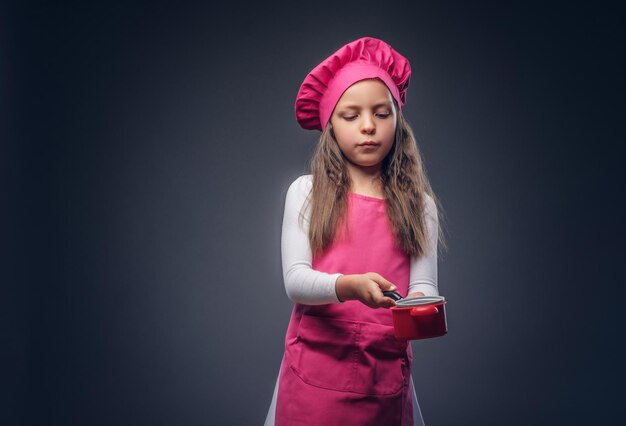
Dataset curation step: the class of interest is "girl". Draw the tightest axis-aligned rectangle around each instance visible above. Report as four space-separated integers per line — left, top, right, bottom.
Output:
266 37 444 426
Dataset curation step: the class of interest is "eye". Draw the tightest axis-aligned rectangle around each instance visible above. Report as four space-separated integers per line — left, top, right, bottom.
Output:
376 111 391 118
343 115 357 121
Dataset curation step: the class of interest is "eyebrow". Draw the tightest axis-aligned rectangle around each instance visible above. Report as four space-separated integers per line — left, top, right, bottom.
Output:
340 101 393 110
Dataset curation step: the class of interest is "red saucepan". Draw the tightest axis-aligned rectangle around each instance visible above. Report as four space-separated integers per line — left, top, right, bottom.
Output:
383 292 448 341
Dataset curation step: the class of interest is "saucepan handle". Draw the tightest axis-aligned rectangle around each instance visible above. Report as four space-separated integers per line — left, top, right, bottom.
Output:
382 291 403 301
410 306 439 317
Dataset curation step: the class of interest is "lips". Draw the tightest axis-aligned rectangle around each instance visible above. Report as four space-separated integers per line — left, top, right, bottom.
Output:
358 141 380 147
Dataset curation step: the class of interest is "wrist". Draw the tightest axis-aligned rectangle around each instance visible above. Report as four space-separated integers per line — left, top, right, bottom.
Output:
335 275 354 302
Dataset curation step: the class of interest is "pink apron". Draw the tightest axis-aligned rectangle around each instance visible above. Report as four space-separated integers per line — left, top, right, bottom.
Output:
276 193 413 426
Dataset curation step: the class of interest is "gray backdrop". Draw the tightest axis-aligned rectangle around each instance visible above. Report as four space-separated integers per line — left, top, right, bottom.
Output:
5 0 625 425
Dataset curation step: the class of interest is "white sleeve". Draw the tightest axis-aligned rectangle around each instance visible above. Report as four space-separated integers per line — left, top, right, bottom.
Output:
408 194 439 297
281 175 342 305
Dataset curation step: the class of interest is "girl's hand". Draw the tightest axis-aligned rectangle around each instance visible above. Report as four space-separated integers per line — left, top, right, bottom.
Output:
335 272 398 309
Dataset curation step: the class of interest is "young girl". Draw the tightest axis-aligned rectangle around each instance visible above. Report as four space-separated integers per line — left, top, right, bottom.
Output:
265 37 444 426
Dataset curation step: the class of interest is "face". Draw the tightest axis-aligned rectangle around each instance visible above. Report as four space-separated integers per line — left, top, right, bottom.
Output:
329 79 397 172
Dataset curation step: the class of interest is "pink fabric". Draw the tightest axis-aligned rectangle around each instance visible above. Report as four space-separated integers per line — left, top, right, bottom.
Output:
276 193 414 425
295 37 412 131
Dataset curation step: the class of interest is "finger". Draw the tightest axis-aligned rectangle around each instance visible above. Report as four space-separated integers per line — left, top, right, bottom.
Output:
383 297 396 308
378 280 397 292
368 273 396 292
371 293 395 308
378 297 396 309
365 272 382 281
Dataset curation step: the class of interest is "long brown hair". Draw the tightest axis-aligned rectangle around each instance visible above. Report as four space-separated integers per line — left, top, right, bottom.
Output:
304 106 446 258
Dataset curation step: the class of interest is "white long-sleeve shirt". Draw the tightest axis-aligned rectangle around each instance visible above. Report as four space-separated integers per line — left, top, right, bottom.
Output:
280 174 439 304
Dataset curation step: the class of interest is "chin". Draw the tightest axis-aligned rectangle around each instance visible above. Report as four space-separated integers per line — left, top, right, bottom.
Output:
355 161 383 169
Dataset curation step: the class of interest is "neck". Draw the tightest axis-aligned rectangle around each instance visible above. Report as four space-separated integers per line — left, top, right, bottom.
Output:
346 162 384 198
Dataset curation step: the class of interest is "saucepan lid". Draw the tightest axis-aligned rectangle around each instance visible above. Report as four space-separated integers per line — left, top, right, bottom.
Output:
383 291 445 307
395 295 445 307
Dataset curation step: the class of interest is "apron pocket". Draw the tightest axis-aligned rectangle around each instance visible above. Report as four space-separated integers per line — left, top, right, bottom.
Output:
287 314 358 392
352 321 408 395
286 314 408 395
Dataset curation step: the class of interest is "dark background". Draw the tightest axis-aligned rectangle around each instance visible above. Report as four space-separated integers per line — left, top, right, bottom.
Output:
4 0 625 425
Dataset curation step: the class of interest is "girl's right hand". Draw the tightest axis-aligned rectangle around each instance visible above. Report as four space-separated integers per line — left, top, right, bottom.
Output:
335 272 398 309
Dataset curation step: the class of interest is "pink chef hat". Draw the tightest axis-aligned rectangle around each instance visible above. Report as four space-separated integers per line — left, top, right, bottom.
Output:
295 36 412 131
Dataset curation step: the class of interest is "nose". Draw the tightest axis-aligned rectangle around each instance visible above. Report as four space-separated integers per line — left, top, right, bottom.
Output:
360 113 375 134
